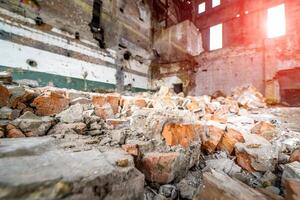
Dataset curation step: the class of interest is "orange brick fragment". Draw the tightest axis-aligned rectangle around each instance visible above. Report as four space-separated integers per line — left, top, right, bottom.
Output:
289 149 300 163
106 119 129 129
251 121 276 141
32 92 70 116
235 150 256 172
137 152 180 184
217 128 245 155
134 98 147 108
285 179 300 200
162 123 201 148
200 124 225 153
122 144 139 156
0 84 9 107
92 94 120 114
7 128 25 138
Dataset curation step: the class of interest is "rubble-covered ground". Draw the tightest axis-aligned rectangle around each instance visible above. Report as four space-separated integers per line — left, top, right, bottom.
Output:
0 80 300 200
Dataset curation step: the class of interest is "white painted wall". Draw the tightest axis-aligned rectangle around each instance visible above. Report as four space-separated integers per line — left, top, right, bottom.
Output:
0 17 115 64
0 40 149 89
0 8 150 89
0 39 117 84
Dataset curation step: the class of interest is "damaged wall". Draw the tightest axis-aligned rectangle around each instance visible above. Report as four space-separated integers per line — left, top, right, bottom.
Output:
0 0 153 91
151 0 300 105
193 47 265 96
151 60 197 94
191 0 300 105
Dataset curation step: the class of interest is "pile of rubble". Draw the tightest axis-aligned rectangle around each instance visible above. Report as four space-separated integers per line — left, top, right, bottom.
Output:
0 81 300 200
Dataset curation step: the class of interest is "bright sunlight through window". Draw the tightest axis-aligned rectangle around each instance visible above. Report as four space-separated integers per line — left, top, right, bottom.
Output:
267 4 286 38
212 0 221 8
210 24 223 51
198 2 206 14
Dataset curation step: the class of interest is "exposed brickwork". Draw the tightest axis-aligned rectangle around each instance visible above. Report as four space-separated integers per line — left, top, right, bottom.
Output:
33 92 70 116
217 128 245 155
162 123 201 148
0 84 9 107
137 152 181 184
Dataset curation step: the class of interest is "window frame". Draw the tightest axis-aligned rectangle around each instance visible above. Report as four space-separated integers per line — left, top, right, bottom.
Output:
212 0 221 8
267 3 286 38
209 23 223 51
198 2 206 14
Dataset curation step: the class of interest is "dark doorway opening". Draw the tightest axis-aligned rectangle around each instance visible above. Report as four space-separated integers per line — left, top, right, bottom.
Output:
277 68 300 106
173 83 183 94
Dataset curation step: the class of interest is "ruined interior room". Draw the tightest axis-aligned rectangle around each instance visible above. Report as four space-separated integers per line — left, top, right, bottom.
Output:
0 0 300 199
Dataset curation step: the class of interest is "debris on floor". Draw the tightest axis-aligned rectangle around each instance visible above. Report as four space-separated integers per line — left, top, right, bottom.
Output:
0 81 299 200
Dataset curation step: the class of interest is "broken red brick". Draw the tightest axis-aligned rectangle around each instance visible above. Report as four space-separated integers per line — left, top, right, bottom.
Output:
32 92 70 116
24 131 34 137
285 179 300 200
92 94 120 114
134 98 147 108
217 128 245 155
0 84 10 107
194 169 268 200
162 123 201 148
10 89 36 109
214 105 229 116
137 152 181 184
199 123 225 153
0 130 4 138
251 121 276 141
92 95 106 107
7 128 25 138
106 119 129 129
235 150 256 173
211 114 227 124
186 100 200 111
289 149 300 163
6 124 16 131
122 144 139 156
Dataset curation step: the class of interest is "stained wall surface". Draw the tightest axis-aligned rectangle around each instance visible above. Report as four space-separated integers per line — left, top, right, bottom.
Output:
0 0 152 91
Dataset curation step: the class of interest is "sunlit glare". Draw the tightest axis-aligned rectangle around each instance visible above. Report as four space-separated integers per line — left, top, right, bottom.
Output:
198 2 206 14
212 0 221 8
267 4 286 38
210 24 223 51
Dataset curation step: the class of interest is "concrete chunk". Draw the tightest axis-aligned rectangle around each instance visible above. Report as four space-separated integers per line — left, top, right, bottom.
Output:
194 169 269 200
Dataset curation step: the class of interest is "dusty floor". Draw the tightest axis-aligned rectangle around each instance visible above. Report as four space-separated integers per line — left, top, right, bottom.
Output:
0 82 300 200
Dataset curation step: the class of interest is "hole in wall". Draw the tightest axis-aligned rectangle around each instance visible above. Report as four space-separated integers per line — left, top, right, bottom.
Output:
173 83 183 94
75 32 80 40
123 51 131 60
119 44 127 49
26 59 37 67
34 17 44 26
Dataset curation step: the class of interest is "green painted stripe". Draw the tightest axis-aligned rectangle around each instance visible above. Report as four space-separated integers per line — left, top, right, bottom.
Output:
0 66 147 92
